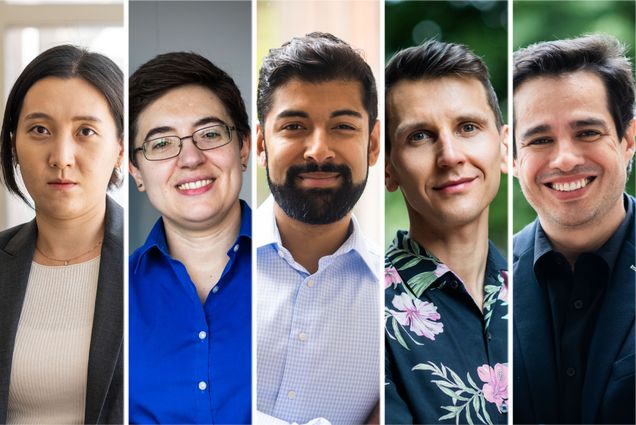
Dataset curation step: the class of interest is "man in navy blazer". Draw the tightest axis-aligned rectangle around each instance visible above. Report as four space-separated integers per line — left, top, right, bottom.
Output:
512 34 635 424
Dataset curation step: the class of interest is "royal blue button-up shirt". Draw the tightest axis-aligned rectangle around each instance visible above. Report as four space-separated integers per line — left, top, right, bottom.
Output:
129 201 251 424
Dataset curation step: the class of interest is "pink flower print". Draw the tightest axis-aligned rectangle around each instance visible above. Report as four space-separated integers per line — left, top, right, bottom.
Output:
477 363 508 413
498 270 508 302
433 263 451 277
385 266 403 289
391 293 443 340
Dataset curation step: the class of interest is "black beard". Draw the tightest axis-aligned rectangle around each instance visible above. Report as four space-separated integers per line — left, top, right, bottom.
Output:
266 161 367 225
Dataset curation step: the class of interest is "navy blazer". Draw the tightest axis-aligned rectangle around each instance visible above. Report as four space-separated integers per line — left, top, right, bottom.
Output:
0 197 123 424
513 195 635 424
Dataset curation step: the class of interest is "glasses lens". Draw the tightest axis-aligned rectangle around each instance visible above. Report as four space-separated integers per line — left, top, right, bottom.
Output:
144 137 180 160
193 125 231 150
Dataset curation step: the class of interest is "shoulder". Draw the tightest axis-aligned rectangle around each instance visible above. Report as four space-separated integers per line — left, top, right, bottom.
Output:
513 219 537 262
0 220 36 254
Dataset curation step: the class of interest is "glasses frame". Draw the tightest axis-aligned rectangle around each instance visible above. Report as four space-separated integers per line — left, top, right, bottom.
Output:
134 124 236 161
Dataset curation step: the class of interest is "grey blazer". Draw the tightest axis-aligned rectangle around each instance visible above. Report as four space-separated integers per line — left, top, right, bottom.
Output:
0 196 123 424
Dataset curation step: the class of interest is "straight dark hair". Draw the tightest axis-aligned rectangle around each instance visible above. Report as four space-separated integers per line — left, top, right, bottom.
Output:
513 34 635 157
385 39 503 155
257 32 378 132
0 45 123 205
129 52 250 166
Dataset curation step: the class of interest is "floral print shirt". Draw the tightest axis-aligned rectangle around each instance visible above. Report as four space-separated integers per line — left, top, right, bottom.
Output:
385 231 508 425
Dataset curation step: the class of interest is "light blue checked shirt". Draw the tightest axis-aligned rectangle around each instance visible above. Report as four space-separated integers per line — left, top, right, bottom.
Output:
256 196 381 425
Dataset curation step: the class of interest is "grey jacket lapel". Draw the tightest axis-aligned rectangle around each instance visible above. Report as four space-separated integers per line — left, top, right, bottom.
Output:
85 197 123 424
0 220 37 423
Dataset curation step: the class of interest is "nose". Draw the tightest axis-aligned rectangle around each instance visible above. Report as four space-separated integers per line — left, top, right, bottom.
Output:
303 129 335 164
436 131 466 168
550 138 584 172
176 137 206 168
48 135 75 169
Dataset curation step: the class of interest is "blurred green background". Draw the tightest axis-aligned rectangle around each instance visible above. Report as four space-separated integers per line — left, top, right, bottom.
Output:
513 0 636 232
385 0 509 254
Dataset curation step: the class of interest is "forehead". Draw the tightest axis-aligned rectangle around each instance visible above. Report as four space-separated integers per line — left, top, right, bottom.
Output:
137 84 231 130
387 76 494 127
267 78 367 120
514 71 611 133
20 76 111 119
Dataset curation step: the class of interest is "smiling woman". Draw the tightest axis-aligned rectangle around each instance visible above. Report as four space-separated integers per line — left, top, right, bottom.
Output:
0 45 123 424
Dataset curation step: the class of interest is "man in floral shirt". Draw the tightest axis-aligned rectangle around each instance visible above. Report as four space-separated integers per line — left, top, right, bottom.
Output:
384 40 509 424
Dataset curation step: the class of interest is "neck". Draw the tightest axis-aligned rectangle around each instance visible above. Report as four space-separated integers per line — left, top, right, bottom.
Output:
541 195 626 265
34 199 107 265
409 208 490 310
274 202 351 274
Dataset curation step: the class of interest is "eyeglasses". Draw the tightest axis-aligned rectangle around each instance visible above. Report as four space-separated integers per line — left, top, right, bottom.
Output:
134 124 235 161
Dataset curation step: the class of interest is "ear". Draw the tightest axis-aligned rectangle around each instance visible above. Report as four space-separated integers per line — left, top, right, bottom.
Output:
116 137 124 168
368 120 380 167
385 154 399 192
256 123 267 169
240 133 251 171
622 118 635 164
499 124 509 175
129 161 145 192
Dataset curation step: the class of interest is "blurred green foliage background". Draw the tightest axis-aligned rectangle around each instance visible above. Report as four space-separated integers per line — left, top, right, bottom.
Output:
513 0 636 232
385 0 508 254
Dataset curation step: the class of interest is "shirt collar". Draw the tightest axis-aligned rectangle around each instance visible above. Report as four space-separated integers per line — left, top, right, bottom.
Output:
387 230 506 297
133 199 252 273
532 193 633 271
255 195 380 277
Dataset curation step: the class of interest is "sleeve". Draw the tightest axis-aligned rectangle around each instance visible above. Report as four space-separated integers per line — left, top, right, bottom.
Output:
385 337 414 425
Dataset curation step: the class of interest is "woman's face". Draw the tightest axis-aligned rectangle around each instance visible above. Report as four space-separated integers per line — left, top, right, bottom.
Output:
15 76 122 220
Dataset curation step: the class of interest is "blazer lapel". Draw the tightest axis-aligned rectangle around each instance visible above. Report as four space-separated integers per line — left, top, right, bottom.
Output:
0 221 37 422
581 227 635 422
84 198 123 424
514 237 559 422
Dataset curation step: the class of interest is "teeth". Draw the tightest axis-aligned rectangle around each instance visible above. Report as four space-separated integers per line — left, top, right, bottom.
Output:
550 178 590 192
177 179 213 190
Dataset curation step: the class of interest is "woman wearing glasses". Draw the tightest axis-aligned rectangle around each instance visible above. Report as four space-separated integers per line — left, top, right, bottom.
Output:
128 52 251 424
0 45 123 423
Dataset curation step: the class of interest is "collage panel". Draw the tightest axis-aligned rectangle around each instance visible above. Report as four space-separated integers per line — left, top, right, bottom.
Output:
0 1 124 423
512 1 636 424
127 1 252 424
255 1 382 424
384 1 509 424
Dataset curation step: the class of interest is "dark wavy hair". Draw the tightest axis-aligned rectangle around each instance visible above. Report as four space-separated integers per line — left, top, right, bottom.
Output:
0 45 123 205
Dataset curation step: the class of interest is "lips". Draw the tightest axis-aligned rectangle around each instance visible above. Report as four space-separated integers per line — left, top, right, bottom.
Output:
433 176 477 191
48 179 77 189
298 172 340 180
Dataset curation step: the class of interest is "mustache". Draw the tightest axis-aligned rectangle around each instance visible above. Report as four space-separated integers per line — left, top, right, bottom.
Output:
537 165 600 181
285 162 353 181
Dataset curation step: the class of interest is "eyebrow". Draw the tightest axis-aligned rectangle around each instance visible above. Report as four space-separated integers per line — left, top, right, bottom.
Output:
571 118 609 131
144 116 227 140
520 124 551 142
274 109 364 120
23 112 102 123
331 109 363 119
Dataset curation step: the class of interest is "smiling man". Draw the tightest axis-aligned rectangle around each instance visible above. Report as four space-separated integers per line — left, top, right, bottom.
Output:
255 33 380 425
383 40 509 424
512 34 635 424
128 52 251 424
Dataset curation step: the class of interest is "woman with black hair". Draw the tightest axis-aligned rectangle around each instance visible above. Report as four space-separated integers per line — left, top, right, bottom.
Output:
0 45 123 424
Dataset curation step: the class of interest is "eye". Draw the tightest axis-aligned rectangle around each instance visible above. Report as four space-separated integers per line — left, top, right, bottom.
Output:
459 123 478 134
28 125 50 136
200 129 221 140
148 137 174 152
577 129 603 141
407 130 434 144
281 123 305 131
527 137 552 146
78 127 97 137
333 123 357 131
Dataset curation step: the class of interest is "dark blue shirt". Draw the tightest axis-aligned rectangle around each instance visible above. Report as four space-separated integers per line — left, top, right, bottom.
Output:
129 201 251 424
385 231 508 425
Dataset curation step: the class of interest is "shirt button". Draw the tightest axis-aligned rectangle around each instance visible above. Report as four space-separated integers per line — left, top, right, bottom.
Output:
198 381 207 390
573 299 584 310
450 280 459 289
233 244 239 252
278 250 285 258
487 332 492 341
566 367 576 377
287 390 296 399
298 332 308 341
198 331 207 340
307 279 315 288
212 286 219 294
